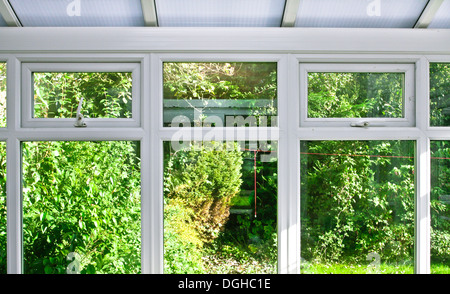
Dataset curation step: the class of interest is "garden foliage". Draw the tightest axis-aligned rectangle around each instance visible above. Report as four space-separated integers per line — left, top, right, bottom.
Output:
33 71 132 119
301 140 416 269
163 141 243 273
163 141 278 274
22 141 141 274
0 62 449 274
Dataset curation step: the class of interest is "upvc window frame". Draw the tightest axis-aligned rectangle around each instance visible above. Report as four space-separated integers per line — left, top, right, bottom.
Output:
156 53 282 131
426 55 450 131
293 54 430 274
0 58 6 129
21 61 142 128
299 62 415 127
0 28 449 275
153 53 288 274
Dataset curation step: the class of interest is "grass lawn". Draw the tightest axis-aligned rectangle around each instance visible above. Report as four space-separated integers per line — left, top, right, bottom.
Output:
301 262 450 274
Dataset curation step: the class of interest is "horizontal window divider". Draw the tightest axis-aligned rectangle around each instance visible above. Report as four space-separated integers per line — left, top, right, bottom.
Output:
15 53 148 63
301 119 414 128
424 55 450 63
1 28 450 53
295 127 425 141
163 98 277 108
21 119 140 129
423 129 450 140
13 128 145 141
155 52 286 62
157 127 280 141
293 54 424 63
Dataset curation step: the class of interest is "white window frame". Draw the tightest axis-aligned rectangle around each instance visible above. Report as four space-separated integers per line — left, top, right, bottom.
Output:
427 56 450 131
153 53 287 274
21 62 141 128
156 53 282 130
0 28 449 275
299 63 415 127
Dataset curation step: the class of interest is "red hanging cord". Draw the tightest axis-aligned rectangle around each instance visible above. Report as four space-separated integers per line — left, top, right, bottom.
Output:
241 148 273 218
254 150 257 218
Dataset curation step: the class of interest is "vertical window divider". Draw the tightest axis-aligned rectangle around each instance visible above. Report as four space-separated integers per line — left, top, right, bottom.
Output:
285 54 301 274
149 53 164 274
6 137 21 274
415 57 431 274
277 54 292 274
6 56 22 274
415 135 431 274
140 54 153 274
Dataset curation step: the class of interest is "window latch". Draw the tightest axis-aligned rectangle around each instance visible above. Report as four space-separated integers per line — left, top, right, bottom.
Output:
74 97 87 128
350 121 369 128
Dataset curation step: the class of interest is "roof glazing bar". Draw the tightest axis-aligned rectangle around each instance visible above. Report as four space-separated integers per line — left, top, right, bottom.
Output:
141 0 158 26
414 0 444 28
0 0 21 26
281 0 300 27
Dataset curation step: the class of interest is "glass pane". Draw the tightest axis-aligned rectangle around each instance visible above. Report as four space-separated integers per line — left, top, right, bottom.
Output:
430 141 450 274
430 63 450 126
0 143 6 274
429 0 450 29
300 140 415 274
294 0 428 28
22 141 141 274
33 72 133 119
163 141 277 273
0 14 6 27
0 62 6 127
9 0 145 27
307 72 404 118
155 0 285 27
163 62 277 127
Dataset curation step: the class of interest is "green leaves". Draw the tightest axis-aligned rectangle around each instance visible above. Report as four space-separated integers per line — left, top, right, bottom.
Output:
307 72 404 119
22 141 141 274
301 140 415 265
33 72 133 119
430 63 450 126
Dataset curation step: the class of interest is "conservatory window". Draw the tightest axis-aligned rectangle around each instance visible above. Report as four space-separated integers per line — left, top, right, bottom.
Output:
430 141 450 273
0 62 6 127
21 62 141 128
0 142 5 274
163 140 277 274
22 141 141 274
300 140 416 274
162 61 278 128
299 63 415 127
430 63 450 127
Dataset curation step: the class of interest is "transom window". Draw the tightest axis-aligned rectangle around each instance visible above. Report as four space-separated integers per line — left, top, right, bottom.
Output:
299 63 415 127
21 62 141 128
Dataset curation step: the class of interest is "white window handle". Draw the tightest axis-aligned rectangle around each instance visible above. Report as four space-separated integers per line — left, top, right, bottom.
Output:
350 121 369 127
74 97 87 127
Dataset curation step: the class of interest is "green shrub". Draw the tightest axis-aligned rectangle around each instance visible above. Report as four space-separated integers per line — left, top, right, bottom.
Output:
0 143 6 274
164 141 243 244
163 141 243 272
22 141 141 274
301 140 415 265
163 199 204 274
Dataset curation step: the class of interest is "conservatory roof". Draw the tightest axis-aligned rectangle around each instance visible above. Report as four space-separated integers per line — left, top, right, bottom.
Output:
0 0 449 29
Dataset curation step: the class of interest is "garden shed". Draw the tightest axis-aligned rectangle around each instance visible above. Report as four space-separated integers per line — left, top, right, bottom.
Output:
0 0 450 276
